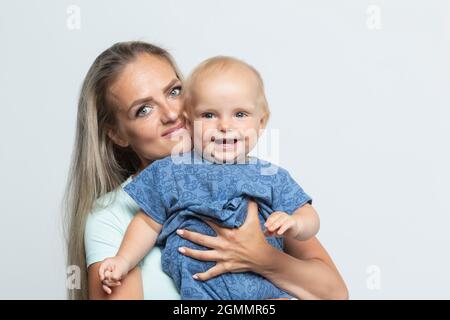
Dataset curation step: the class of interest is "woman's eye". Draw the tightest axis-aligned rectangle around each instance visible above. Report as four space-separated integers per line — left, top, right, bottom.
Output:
235 111 247 118
136 105 153 117
169 86 182 98
202 112 215 119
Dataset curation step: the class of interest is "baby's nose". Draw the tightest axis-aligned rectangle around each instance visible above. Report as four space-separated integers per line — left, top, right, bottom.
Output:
219 122 233 133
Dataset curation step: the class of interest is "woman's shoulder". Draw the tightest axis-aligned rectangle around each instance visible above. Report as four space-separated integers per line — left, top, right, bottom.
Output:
87 176 139 229
84 175 180 299
84 176 140 265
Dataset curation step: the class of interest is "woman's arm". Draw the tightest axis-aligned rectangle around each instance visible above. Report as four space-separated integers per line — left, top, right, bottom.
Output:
98 211 162 294
176 201 348 300
84 208 153 300
255 237 348 300
88 262 144 299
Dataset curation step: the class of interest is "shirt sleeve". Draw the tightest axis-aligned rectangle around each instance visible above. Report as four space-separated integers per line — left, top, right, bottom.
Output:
122 161 169 225
84 208 129 267
272 167 312 214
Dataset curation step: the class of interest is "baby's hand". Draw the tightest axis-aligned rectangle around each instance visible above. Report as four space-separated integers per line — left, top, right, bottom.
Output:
98 256 131 295
264 211 300 238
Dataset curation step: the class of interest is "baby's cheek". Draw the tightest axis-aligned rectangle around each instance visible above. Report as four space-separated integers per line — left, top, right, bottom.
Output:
244 134 258 152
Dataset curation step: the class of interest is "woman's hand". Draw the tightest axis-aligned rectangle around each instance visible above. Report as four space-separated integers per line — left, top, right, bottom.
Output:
176 200 348 299
176 200 274 281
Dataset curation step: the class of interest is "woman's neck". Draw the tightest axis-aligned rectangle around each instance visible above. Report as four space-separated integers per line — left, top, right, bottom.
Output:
133 160 153 178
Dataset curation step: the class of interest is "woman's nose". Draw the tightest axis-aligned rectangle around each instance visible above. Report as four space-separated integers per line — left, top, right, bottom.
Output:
160 102 180 123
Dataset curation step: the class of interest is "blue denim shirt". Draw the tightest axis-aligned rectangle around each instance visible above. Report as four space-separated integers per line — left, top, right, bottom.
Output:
124 150 312 299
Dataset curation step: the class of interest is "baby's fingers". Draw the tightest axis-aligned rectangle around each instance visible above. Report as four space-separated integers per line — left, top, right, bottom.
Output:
265 215 282 230
98 262 111 281
266 215 289 232
103 279 122 287
277 220 295 236
102 284 112 295
263 228 276 237
265 211 284 225
104 269 113 281
110 268 124 282
101 275 118 295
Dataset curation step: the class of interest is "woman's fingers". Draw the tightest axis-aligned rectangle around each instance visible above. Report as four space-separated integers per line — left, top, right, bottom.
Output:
242 200 263 230
247 199 258 210
176 228 221 249
188 198 260 240
201 218 222 235
178 246 220 262
246 200 259 221
193 264 226 281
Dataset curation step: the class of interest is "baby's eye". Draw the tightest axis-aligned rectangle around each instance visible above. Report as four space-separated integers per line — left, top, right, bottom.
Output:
235 111 247 118
136 105 153 117
202 112 215 119
169 86 182 98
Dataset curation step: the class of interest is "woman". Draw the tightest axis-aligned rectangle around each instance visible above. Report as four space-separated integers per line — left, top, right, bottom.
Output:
64 41 348 300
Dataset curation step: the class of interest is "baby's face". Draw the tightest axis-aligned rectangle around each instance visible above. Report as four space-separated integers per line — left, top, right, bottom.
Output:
188 68 267 163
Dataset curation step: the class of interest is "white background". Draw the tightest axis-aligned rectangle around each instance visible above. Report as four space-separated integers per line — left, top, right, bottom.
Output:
0 0 449 299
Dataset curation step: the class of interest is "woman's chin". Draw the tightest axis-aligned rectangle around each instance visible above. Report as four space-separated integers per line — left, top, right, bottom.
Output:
161 130 192 155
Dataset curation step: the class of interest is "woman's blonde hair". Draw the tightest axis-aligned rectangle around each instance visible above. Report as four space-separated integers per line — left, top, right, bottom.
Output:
63 41 182 300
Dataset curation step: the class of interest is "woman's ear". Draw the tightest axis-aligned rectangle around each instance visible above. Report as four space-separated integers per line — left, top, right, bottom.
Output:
107 126 129 148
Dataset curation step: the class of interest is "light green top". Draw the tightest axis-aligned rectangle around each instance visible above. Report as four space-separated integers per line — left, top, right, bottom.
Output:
84 176 180 299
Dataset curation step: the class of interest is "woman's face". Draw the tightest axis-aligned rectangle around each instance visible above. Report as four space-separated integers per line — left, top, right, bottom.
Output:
107 53 190 169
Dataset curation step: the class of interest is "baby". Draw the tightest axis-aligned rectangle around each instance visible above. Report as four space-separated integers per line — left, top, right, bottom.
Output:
99 56 320 300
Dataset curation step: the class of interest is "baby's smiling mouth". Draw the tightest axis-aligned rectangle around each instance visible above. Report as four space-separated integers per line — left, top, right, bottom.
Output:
213 137 240 145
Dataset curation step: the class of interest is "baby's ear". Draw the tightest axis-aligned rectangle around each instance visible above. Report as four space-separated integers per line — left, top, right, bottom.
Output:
182 110 189 121
257 113 270 138
183 111 193 130
260 113 269 129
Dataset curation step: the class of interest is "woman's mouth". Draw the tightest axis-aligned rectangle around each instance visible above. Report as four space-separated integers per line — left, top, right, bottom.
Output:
162 122 186 138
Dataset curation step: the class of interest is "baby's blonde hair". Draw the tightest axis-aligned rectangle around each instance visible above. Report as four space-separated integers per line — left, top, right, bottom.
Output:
184 56 270 125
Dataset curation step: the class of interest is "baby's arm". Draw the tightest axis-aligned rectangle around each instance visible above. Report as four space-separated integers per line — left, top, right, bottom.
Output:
98 210 162 294
264 204 320 241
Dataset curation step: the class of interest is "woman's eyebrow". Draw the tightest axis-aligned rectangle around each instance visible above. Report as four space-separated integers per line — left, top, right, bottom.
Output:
163 78 181 94
128 78 180 111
